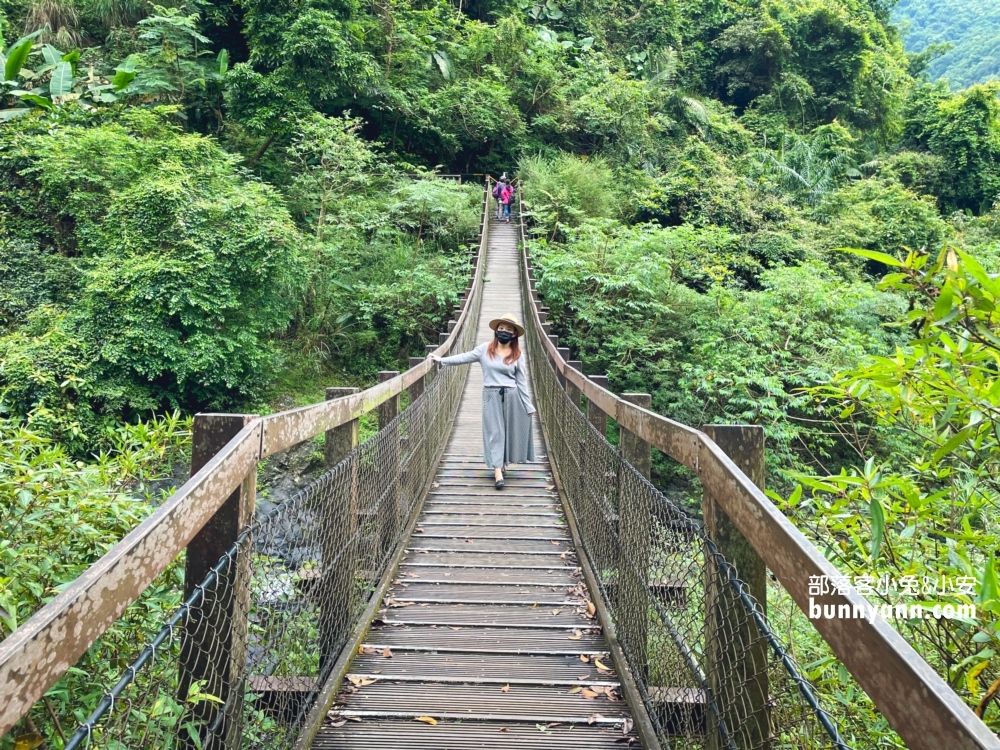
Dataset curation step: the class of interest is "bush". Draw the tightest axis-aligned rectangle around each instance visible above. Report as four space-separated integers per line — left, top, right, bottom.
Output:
0 108 304 447
518 152 616 238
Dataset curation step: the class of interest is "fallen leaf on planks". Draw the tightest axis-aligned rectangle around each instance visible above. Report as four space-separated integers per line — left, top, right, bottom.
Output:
346 675 377 687
360 646 376 654
551 540 561 545
586 601 596 616
580 654 590 663
580 689 600 699
567 686 583 694
414 716 438 725
552 608 562 615
567 631 582 640
501 684 510 692
546 484 555 490
382 647 393 658
588 714 605 725
595 659 611 672
499 727 510 732
433 483 440 488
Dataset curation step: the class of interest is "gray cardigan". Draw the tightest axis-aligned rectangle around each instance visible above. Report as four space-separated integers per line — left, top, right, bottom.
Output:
438 343 536 415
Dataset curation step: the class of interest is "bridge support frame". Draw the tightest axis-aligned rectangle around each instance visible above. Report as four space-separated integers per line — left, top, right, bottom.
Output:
180 413 258 750
320 387 360 672
702 424 769 750
378 371 402 560
585 375 609 437
618 393 652 681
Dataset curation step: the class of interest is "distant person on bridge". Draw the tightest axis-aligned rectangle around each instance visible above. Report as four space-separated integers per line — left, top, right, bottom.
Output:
500 179 515 223
429 313 536 490
493 173 508 219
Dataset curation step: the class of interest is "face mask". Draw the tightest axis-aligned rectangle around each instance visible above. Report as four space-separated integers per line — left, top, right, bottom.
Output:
496 330 515 344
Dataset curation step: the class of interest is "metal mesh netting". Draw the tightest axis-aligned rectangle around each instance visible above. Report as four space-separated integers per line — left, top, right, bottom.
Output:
58 252 483 750
519 256 851 750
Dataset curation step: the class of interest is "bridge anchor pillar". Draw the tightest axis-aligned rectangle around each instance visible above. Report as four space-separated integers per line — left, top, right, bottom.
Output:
702 424 769 750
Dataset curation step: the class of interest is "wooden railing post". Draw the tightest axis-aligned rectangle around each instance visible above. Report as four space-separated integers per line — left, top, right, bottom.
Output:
702 425 768 750
586 375 608 437
378 371 401 558
618 393 652 680
566 360 583 409
180 413 257 749
319 387 359 671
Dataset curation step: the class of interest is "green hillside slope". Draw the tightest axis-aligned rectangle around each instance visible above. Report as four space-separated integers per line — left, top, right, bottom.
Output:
894 0 1000 86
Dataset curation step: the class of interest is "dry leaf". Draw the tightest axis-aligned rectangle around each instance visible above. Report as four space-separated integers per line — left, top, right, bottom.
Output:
595 659 611 672
567 631 582 640
432 483 440 488
579 673 591 680
345 716 363 722
382 647 393 658
329 719 347 728
499 727 510 732
586 601 596 616
587 714 605 725
449 626 462 630
580 654 590 663
346 675 377 687
552 608 562 615
13 734 42 750
414 716 438 725
360 645 376 654
546 484 555 490
551 540 561 545
501 684 510 692
531 602 538 608
567 686 583 694
580 689 599 699
416 527 425 533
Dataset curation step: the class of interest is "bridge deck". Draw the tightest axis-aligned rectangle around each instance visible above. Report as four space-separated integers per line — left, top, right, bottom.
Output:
313 217 637 747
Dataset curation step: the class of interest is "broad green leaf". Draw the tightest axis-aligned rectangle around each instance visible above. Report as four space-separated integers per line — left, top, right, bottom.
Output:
931 426 972 463
218 48 228 75
933 285 953 320
978 550 999 606
49 61 73 98
5 37 35 81
956 248 1000 298
869 497 884 561
112 68 137 91
432 50 453 80
41 44 64 66
18 93 53 109
0 107 31 120
840 247 906 268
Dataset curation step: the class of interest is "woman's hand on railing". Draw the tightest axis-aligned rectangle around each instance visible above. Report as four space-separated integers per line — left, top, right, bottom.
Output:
428 353 441 363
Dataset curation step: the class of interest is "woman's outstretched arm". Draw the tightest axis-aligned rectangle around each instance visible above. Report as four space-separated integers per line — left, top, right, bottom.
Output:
433 343 485 366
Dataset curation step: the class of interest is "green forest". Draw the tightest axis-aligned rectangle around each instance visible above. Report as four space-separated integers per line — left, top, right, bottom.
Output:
2 0 1000 744
894 0 1000 88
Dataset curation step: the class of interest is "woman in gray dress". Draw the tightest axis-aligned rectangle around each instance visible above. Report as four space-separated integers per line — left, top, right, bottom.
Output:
430 313 536 489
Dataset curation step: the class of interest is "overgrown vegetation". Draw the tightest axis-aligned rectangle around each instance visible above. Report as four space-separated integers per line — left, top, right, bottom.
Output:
3 0 1000 743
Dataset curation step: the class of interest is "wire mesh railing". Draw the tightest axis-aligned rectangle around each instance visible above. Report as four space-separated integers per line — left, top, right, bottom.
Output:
18 191 489 750
519 231 850 750
59 310 480 750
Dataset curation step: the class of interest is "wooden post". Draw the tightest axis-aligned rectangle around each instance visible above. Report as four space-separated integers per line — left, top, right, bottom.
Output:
180 414 257 749
566 361 583 410
407 358 426 403
318 388 359 672
586 375 609 437
378 371 401 559
702 425 769 750
618 394 651 680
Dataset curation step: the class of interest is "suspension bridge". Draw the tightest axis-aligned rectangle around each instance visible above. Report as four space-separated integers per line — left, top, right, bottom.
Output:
1 182 998 750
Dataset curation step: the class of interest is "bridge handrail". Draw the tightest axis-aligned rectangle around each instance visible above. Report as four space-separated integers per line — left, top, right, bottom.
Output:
0 180 494 739
516 194 1000 750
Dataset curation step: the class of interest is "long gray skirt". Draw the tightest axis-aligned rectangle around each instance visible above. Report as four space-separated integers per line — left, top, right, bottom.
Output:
482 386 536 468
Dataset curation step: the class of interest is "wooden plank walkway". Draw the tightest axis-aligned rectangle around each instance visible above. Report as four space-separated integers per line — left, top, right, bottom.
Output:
313 216 637 748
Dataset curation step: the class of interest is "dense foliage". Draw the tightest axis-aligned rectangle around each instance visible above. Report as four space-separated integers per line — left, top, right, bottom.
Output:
894 0 1000 88
3 0 1000 743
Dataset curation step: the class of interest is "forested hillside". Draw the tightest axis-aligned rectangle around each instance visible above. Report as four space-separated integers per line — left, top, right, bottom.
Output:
894 0 1000 87
3 0 1000 744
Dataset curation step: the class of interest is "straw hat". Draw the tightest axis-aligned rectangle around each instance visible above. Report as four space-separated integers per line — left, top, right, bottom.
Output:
489 313 525 337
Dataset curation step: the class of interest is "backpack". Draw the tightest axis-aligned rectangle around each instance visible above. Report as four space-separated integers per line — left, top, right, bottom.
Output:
492 182 502 199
